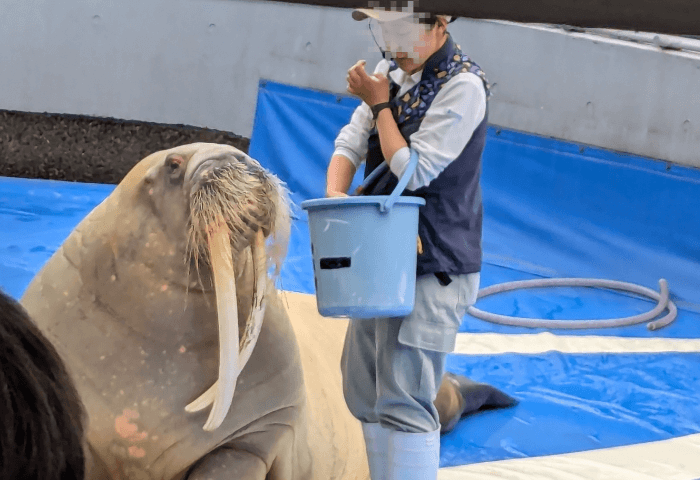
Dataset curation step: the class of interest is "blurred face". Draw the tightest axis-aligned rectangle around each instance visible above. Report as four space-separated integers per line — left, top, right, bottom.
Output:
378 16 447 74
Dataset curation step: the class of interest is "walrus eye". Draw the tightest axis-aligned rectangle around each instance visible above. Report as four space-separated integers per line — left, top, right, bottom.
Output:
165 155 185 181
166 155 183 170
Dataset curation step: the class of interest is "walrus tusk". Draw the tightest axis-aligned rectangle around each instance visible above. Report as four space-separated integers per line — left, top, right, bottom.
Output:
185 230 268 418
185 383 216 414
200 217 240 431
237 229 267 370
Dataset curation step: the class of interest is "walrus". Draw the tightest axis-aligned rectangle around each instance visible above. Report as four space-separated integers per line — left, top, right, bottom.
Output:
20 143 515 479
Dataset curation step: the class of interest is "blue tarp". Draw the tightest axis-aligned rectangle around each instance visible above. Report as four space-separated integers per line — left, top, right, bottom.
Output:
2 79 700 469
247 80 700 465
441 352 700 467
0 178 114 299
249 79 368 211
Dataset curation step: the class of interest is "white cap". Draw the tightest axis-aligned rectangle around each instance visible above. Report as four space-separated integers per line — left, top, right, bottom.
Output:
351 8 414 22
352 8 452 24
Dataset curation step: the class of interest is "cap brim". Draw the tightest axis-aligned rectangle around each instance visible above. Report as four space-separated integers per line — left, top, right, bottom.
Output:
351 8 415 22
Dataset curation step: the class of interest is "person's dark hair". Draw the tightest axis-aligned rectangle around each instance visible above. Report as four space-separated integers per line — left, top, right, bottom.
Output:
417 13 457 28
0 289 86 480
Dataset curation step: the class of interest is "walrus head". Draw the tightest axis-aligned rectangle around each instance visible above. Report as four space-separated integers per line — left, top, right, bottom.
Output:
134 143 291 431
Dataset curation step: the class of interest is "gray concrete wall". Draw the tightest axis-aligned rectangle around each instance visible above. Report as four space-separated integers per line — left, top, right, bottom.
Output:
456 21 700 168
1 0 699 167
0 0 370 137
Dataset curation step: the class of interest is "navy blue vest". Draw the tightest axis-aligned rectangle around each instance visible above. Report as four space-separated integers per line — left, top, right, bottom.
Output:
362 34 490 277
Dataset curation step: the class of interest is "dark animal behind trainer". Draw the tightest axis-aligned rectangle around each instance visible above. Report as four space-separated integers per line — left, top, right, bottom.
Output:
0 288 86 480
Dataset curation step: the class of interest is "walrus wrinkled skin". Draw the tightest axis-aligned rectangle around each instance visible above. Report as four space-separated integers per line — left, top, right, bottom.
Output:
20 142 509 480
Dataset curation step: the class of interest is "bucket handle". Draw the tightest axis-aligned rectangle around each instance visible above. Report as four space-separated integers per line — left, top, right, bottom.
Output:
353 149 419 213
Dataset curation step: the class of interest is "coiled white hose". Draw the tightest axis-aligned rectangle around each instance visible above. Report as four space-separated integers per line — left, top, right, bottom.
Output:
467 278 677 330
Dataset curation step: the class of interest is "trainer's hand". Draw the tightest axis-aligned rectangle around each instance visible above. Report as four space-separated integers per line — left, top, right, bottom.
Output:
346 60 390 107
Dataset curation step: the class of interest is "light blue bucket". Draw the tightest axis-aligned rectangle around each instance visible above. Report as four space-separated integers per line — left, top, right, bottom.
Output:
301 151 425 318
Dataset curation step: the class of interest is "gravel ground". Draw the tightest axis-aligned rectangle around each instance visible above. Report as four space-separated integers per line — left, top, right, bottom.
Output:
0 109 250 184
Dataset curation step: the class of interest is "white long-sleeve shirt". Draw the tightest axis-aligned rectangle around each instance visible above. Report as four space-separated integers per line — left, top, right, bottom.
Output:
333 57 487 191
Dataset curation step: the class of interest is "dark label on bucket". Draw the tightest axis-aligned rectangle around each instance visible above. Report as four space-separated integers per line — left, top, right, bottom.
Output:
320 257 351 269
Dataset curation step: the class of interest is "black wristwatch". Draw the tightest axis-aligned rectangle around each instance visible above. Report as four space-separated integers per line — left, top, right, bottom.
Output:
371 102 391 119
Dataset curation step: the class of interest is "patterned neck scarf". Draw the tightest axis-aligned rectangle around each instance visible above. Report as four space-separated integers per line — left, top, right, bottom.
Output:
382 33 491 126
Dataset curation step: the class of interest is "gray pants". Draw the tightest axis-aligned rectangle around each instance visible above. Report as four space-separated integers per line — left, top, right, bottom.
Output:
340 272 480 433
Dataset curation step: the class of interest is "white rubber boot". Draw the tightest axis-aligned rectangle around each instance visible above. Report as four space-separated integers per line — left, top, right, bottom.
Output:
362 423 389 480
386 428 441 480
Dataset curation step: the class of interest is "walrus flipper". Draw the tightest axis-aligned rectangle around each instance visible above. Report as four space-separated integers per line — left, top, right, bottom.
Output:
184 446 267 479
182 414 313 480
438 372 518 434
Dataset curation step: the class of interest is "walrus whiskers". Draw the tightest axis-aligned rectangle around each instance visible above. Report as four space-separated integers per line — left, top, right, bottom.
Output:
186 168 276 270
